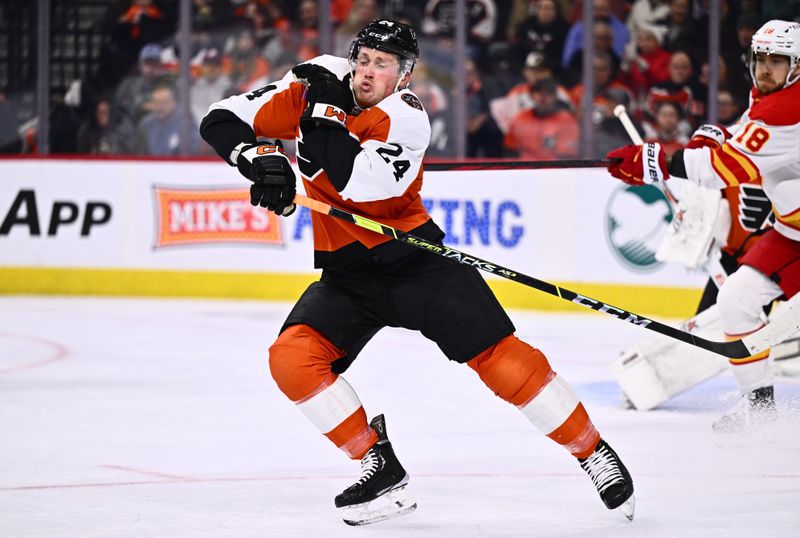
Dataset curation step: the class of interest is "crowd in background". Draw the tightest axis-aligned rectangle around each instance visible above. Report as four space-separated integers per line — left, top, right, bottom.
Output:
3 0 799 160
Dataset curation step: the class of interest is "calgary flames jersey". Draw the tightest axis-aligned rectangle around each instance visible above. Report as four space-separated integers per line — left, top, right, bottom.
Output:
209 55 440 268
683 82 800 242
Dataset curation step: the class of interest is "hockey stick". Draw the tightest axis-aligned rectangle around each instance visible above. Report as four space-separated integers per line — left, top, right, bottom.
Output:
613 105 680 205
293 194 800 359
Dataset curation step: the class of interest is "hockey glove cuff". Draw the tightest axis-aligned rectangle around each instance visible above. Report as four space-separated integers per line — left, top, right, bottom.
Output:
236 141 297 216
687 124 732 150
606 143 669 186
293 64 354 131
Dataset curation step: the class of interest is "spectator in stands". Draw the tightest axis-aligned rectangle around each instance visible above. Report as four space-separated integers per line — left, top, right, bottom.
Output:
135 84 201 156
334 0 381 56
655 0 703 53
422 0 499 58
77 99 136 155
291 0 321 62
722 12 763 103
495 51 572 133
698 54 738 105
562 21 621 88
504 77 579 160
114 43 177 125
568 51 634 120
223 27 270 94
696 0 740 57
643 101 688 154
562 0 629 70
511 0 568 69
412 60 452 156
592 87 639 158
192 0 232 31
621 25 671 99
191 48 230 126
645 50 704 130
105 0 172 78
625 0 670 59
717 89 744 127
465 57 504 157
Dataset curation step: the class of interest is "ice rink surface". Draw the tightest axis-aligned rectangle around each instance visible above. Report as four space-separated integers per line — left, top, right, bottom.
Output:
1 296 799 537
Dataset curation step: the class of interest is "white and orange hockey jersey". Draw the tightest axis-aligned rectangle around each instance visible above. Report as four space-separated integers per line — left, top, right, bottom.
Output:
208 55 440 268
683 82 800 242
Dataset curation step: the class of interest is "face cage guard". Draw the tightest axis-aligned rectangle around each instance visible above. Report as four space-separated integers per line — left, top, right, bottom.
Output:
749 50 800 89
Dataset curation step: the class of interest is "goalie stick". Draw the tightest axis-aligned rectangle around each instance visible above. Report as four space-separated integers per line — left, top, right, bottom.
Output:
292 194 800 359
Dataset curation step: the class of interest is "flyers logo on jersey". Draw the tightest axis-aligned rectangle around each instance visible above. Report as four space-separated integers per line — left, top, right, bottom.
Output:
401 93 423 111
154 186 283 247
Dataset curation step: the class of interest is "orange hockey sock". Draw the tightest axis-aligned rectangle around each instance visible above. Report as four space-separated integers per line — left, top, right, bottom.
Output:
269 324 377 459
468 335 600 458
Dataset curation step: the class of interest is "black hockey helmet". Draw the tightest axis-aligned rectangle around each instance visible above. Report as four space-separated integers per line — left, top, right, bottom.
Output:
349 19 419 73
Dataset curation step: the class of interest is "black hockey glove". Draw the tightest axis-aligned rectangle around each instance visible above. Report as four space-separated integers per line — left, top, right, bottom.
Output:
235 140 296 216
292 63 354 130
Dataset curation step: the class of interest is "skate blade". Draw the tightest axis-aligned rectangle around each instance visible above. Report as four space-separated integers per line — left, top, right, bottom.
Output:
617 495 635 521
341 485 417 526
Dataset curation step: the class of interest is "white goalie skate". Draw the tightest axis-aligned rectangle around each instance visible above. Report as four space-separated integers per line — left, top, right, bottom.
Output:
335 414 417 526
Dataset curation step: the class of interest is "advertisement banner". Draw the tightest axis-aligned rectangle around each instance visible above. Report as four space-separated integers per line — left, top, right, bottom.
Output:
0 159 706 299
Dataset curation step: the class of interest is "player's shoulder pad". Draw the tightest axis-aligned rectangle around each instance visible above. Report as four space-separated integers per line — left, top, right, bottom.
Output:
378 89 428 117
748 83 800 127
373 90 430 149
294 55 350 80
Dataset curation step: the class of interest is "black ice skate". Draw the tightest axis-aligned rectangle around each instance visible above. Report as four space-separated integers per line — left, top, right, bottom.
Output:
335 414 416 526
579 439 635 521
712 386 777 434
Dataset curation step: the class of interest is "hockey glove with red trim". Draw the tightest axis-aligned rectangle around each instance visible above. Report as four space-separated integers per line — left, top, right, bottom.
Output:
292 64 354 130
606 143 669 185
686 124 732 150
235 140 296 216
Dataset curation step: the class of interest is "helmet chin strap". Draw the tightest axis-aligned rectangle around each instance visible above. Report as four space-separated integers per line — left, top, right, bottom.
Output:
392 72 408 93
786 60 800 88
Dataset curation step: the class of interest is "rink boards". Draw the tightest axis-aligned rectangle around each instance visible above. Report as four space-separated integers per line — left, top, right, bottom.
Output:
0 158 705 317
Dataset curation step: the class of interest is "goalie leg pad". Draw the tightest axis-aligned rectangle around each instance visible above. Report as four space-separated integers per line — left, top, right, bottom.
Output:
611 305 727 411
269 324 377 459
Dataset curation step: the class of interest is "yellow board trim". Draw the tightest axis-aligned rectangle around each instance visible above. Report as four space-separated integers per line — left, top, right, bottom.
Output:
0 267 702 318
0 267 320 301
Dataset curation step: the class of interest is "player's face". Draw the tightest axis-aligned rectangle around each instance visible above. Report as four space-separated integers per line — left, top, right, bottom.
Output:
754 53 790 94
352 47 410 108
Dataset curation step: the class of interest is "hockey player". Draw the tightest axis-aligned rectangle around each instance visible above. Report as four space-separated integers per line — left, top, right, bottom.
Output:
200 19 634 525
606 19 800 432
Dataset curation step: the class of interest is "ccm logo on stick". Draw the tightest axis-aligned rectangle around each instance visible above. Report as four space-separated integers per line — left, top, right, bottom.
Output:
1 190 112 236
